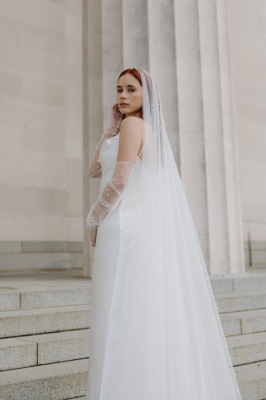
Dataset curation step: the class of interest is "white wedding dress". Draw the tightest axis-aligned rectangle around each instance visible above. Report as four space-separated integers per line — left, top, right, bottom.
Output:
86 69 242 400
86 133 143 399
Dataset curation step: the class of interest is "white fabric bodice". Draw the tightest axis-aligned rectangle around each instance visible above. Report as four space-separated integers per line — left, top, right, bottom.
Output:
97 133 142 213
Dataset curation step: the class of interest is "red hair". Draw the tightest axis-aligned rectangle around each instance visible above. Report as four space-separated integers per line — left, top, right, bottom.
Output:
117 68 142 86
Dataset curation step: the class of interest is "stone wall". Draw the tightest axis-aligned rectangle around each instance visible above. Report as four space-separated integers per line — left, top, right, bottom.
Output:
0 240 83 271
0 0 83 243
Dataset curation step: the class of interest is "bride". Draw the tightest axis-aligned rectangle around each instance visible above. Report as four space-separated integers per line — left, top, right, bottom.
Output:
85 68 242 399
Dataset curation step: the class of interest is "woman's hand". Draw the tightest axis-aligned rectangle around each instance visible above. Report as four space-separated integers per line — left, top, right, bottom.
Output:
110 103 122 132
89 227 98 247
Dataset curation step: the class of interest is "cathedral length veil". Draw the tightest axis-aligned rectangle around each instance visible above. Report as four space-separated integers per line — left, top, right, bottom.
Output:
97 69 242 400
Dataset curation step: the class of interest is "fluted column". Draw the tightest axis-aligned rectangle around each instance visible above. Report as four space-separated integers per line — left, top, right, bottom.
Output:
173 0 210 269
83 0 104 276
197 0 245 274
197 0 230 274
101 0 149 128
147 0 180 167
216 0 245 273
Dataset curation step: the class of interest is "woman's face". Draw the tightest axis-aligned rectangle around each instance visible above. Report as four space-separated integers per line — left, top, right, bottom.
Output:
116 73 143 117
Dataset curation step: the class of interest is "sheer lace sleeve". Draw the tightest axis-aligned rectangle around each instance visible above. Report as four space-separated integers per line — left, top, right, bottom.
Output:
89 104 122 178
86 161 135 230
89 125 119 178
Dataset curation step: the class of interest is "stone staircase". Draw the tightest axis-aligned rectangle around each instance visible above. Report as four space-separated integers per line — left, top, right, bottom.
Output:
1 274 266 399
0 283 91 400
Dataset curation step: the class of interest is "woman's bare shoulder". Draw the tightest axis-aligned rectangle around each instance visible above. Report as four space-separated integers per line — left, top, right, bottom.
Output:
120 116 144 131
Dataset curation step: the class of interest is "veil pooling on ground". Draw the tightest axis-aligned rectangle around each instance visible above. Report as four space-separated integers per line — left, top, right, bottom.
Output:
97 69 242 399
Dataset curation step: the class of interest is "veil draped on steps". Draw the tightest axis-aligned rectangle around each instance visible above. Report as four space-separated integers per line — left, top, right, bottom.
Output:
97 68 242 400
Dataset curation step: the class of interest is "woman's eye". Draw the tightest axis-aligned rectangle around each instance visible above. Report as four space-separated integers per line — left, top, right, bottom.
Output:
117 89 135 93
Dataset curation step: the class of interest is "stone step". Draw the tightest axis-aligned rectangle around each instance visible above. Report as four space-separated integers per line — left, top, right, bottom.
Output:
227 331 266 366
215 290 266 313
0 356 264 400
235 360 266 400
0 337 36 372
210 274 266 294
1 275 266 313
0 285 91 312
0 305 90 339
0 329 90 372
0 359 89 400
220 308 266 337
0 289 20 312
3 326 266 373
1 300 266 340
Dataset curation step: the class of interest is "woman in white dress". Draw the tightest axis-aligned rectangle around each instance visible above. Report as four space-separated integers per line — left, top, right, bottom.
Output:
85 68 242 400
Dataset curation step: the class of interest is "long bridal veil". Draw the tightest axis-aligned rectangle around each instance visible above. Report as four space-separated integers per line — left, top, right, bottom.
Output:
97 69 242 399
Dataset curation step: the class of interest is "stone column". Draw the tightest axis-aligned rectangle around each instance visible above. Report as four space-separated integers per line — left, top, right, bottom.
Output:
216 0 245 273
196 0 245 274
197 0 231 274
82 0 104 277
173 0 210 269
147 0 180 167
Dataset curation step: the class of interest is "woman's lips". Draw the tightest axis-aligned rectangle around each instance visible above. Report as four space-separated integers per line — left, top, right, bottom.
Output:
120 103 129 106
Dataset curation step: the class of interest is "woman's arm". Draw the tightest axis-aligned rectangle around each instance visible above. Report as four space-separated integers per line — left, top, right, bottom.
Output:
88 104 122 178
117 116 144 163
88 126 117 178
87 116 144 245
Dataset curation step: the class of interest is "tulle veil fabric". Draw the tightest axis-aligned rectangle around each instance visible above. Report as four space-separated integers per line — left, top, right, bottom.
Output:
96 69 242 399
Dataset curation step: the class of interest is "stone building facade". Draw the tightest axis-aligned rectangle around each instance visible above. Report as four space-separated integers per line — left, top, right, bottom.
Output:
0 0 265 276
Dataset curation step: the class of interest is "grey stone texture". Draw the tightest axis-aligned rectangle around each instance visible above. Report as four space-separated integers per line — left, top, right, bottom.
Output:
0 290 20 311
31 329 90 365
18 241 83 254
0 338 37 372
21 286 91 310
216 290 266 313
0 241 83 271
0 284 91 311
0 242 22 253
227 332 266 366
222 309 266 335
0 305 90 338
210 276 234 294
234 275 266 292
210 273 266 294
220 314 242 337
0 252 73 270
0 330 90 371
0 252 82 271
0 359 89 400
235 360 266 400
